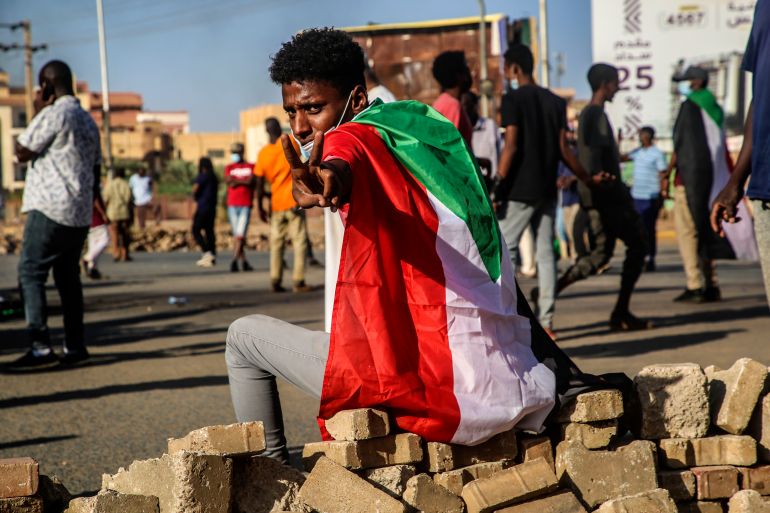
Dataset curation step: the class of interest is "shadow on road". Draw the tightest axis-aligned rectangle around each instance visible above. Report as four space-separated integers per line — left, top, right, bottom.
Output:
559 303 768 339
0 375 228 409
0 434 79 450
563 328 743 359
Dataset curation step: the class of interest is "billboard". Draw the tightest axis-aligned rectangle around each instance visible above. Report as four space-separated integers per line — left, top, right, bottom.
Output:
591 0 755 140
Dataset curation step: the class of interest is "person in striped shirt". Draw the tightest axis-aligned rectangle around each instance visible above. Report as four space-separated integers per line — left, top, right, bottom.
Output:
622 126 668 272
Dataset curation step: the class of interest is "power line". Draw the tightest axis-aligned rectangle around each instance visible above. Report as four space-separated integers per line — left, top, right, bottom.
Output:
47 0 299 47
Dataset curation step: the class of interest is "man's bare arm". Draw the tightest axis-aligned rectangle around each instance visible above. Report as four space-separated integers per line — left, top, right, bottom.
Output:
15 141 37 163
497 125 517 180
711 101 753 235
559 129 613 186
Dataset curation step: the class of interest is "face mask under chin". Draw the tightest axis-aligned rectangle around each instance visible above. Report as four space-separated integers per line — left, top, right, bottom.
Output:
292 89 355 161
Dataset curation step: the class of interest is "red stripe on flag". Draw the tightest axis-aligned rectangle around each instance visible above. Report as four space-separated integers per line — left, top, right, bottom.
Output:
318 123 461 442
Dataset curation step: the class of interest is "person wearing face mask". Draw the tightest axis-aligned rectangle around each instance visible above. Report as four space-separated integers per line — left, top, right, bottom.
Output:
224 142 256 272
492 44 604 340
224 28 622 464
664 66 757 303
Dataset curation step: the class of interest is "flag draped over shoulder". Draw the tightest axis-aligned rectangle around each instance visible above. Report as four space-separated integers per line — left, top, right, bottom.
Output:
674 89 758 261
318 99 557 445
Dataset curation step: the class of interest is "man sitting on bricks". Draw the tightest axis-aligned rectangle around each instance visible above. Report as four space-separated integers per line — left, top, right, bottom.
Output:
225 28 601 463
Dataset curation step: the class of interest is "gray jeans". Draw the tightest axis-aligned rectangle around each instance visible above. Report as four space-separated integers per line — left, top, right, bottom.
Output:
498 199 557 328
225 314 329 463
752 199 770 309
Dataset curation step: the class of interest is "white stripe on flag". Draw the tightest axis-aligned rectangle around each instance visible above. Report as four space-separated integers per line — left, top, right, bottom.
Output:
701 112 759 261
427 191 556 445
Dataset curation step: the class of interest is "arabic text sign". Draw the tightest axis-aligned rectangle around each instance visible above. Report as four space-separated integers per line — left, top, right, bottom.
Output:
591 0 755 138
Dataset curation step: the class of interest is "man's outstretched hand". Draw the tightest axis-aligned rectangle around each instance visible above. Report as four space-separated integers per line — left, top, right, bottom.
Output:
711 182 743 237
587 171 615 188
281 133 349 212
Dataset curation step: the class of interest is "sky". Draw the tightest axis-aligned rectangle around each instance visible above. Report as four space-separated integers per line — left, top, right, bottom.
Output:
0 0 592 132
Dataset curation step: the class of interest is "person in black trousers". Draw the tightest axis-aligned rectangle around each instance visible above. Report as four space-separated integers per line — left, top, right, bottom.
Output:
192 157 219 267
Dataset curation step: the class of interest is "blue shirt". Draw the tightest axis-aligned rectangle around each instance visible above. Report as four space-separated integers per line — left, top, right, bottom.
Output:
744 0 770 200
629 146 667 200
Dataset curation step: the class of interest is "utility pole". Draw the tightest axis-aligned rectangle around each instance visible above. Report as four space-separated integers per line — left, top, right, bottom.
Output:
477 0 490 118
2 21 47 124
539 0 550 88
96 0 113 172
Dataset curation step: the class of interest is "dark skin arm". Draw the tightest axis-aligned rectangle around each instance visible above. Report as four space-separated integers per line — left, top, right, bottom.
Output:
711 101 753 236
497 125 517 180
661 152 677 200
558 129 613 186
256 176 268 223
15 89 56 162
281 132 351 211
93 175 109 225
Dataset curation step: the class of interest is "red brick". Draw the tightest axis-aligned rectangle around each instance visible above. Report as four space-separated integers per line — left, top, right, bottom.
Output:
691 466 740 500
0 458 39 498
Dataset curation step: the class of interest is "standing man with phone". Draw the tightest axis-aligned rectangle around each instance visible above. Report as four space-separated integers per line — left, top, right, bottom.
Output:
10 60 101 369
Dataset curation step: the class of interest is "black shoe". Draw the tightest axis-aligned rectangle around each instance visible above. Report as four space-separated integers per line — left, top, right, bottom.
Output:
293 281 314 293
645 261 656 272
673 288 705 303
5 349 59 370
308 257 324 268
58 349 90 368
87 267 102 280
230 261 239 273
241 260 254 272
609 311 653 331
272 282 287 293
703 286 722 302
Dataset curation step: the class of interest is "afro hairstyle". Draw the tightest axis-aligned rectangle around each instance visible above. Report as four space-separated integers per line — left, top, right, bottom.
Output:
432 50 469 89
269 28 366 96
587 63 619 92
503 44 534 75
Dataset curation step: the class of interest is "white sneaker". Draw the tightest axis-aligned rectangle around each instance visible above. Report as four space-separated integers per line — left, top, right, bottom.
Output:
196 252 215 267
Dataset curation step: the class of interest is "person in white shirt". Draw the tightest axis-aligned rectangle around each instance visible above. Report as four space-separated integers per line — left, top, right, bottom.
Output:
365 68 397 104
12 60 101 369
129 167 159 228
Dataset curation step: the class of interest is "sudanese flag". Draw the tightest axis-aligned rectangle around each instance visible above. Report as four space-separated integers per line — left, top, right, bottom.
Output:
318 99 607 445
673 88 758 261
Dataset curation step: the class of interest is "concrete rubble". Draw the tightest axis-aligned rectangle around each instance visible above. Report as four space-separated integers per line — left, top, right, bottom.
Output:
2 358 770 513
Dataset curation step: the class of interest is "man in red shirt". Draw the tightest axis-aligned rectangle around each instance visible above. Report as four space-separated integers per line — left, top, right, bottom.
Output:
432 50 474 147
224 142 255 272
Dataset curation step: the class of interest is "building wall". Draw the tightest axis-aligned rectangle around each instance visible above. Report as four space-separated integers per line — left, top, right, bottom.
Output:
240 104 286 162
174 132 243 168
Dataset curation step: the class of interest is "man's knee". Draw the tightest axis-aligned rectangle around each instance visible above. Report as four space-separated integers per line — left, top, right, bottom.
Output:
225 314 275 365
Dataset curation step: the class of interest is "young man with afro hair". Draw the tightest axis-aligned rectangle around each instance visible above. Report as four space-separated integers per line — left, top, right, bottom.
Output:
225 28 597 463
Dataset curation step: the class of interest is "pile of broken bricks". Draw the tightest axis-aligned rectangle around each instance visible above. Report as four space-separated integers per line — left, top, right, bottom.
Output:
2 357 770 513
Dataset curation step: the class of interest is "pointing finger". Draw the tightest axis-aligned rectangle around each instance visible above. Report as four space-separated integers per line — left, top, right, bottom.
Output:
309 131 324 169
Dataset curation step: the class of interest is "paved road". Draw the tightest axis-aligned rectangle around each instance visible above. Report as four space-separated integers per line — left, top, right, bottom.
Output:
0 242 768 494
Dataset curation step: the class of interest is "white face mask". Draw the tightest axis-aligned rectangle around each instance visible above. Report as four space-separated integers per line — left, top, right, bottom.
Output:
291 89 355 161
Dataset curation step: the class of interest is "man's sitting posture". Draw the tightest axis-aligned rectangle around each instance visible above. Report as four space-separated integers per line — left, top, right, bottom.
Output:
226 29 558 463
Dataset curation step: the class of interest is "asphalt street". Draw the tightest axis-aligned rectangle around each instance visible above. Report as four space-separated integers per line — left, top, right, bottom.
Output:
0 242 768 494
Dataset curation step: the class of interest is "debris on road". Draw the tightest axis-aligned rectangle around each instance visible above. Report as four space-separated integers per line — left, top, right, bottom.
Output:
2 358 770 512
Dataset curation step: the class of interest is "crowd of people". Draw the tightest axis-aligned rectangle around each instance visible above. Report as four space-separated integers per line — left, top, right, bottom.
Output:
2 2 768 482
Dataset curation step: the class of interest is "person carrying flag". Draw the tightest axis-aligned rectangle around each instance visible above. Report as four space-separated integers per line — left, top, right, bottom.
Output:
665 66 758 303
225 28 612 463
